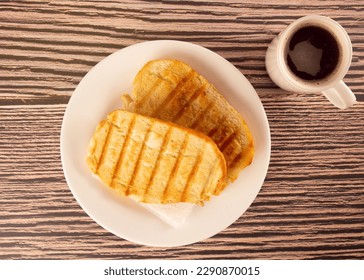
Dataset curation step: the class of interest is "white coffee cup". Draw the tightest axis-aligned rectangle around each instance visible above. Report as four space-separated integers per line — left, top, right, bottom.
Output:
265 15 356 109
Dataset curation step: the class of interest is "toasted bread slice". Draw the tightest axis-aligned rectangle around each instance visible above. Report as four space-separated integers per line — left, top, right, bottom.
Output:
125 59 254 182
86 110 227 205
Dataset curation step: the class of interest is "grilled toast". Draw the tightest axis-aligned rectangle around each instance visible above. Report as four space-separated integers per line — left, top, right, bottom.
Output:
124 59 254 182
86 110 227 205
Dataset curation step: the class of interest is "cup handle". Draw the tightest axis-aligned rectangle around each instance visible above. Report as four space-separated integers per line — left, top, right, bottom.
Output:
322 81 357 109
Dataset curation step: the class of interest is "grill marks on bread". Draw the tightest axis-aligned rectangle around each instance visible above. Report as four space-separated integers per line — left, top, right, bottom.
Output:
131 59 254 182
86 110 227 205
87 59 254 205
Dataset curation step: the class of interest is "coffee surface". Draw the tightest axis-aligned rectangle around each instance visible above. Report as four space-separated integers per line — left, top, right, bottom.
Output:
287 25 340 81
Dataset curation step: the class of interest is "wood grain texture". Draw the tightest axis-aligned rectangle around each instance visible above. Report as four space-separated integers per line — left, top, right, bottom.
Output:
0 0 363 259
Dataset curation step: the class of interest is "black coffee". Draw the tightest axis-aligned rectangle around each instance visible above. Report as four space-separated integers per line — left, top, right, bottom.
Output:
287 25 340 81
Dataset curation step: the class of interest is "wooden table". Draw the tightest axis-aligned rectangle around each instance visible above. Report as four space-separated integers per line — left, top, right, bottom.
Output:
1 0 363 260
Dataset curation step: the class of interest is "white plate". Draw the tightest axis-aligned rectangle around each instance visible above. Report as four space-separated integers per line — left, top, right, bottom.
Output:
61 40 271 247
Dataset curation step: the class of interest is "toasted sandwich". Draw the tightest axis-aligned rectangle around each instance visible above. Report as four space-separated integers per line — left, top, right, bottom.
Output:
123 59 254 182
86 110 227 205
